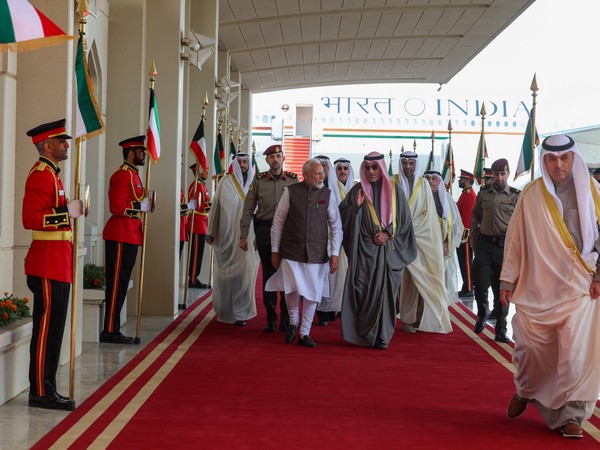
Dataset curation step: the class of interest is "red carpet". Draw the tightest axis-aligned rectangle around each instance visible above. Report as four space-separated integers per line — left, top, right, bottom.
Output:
33 292 600 449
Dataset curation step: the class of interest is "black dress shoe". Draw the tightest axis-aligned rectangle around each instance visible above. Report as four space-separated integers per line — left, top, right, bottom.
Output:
188 279 210 289
100 331 135 344
298 335 317 348
284 325 297 343
474 312 489 334
29 393 70 411
234 320 246 326
263 323 276 333
495 334 511 343
318 320 329 326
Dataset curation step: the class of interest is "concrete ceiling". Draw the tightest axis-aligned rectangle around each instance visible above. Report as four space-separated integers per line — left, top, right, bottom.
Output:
218 0 536 93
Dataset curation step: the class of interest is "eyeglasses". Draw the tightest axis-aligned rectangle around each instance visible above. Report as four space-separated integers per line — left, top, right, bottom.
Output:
364 164 380 171
336 166 349 171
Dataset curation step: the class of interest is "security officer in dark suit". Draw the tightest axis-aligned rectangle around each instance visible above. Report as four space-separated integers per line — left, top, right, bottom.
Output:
239 144 298 333
470 158 520 342
23 119 83 410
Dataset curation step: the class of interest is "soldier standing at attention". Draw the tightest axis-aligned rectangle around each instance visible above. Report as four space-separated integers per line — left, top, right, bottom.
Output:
101 136 153 344
470 158 520 342
240 144 298 333
23 119 83 410
187 163 211 289
456 169 477 298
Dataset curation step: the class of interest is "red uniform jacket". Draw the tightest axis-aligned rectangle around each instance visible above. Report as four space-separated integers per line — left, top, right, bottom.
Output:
22 157 73 283
457 187 477 228
180 189 189 242
103 162 145 245
186 178 210 235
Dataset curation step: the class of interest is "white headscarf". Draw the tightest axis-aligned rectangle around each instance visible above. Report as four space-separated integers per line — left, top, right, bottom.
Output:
539 134 598 260
425 171 448 219
398 151 421 195
231 153 254 195
316 155 342 204
334 158 355 191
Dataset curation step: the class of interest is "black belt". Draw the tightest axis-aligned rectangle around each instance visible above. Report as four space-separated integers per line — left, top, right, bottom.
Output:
253 218 273 227
479 233 505 244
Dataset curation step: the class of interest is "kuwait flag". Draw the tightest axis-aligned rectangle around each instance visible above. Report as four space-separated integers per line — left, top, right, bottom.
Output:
0 0 74 52
514 106 540 180
147 88 161 163
189 118 207 172
473 131 488 184
212 131 224 179
75 34 104 142
441 142 455 191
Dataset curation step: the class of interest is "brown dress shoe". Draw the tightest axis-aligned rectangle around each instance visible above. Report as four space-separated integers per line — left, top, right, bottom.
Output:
560 421 583 438
506 393 528 419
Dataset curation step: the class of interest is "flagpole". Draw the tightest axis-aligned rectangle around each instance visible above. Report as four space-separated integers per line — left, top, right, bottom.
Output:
134 60 157 343
430 130 435 170
181 95 209 310
475 102 487 184
65 0 91 412
530 74 538 182
447 120 453 194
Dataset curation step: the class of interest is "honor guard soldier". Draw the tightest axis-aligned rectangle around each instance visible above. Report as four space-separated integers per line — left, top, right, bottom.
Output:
187 163 210 288
239 144 298 333
23 119 83 410
482 167 493 189
101 136 153 344
179 188 196 259
470 158 520 342
456 169 477 297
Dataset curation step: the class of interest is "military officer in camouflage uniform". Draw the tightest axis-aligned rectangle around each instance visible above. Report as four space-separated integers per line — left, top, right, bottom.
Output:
240 144 298 333
470 158 520 342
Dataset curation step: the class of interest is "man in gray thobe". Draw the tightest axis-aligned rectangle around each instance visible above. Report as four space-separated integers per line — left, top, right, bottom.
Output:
340 151 417 349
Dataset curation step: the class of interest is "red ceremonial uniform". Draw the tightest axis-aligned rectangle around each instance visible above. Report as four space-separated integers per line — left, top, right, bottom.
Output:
22 157 73 283
457 187 477 228
103 162 145 245
186 179 210 234
180 189 189 242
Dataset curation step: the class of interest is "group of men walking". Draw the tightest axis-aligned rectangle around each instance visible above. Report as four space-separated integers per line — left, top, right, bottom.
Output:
22 117 600 440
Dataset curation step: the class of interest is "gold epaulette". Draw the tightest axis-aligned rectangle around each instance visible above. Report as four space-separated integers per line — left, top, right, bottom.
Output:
285 171 298 178
257 171 269 179
509 187 521 194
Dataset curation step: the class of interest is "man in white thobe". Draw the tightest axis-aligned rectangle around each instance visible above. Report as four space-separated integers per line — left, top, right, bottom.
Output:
396 151 452 333
207 154 258 326
315 155 344 326
424 170 464 304
500 134 600 439
266 159 343 348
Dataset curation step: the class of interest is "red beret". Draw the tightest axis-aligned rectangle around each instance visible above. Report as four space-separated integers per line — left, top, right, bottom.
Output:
263 144 283 156
491 158 509 172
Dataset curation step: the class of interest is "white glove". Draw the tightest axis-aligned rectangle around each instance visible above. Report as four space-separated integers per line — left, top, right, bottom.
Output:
187 199 198 210
67 200 84 219
140 197 152 212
